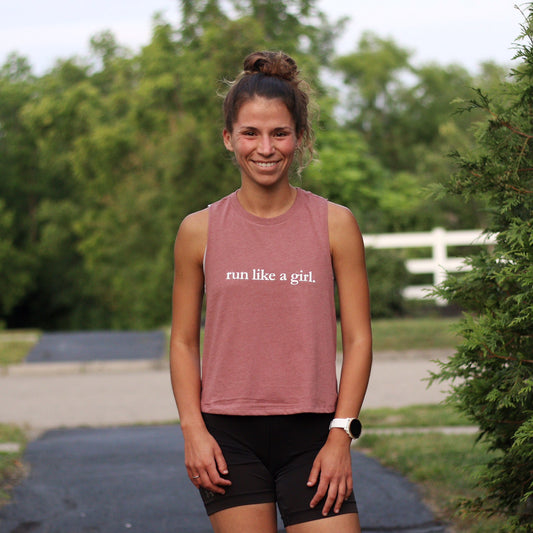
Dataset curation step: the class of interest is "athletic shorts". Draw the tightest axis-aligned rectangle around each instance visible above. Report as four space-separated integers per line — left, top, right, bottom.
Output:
199 412 358 527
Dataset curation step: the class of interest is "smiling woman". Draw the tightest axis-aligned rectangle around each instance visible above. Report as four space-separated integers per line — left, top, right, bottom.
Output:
222 51 314 177
169 50 372 533
222 97 300 203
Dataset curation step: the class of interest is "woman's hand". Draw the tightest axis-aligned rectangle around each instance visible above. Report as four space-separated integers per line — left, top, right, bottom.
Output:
307 429 354 516
183 425 232 494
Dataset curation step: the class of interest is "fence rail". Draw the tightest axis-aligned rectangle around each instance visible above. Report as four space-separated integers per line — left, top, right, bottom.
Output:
363 227 498 301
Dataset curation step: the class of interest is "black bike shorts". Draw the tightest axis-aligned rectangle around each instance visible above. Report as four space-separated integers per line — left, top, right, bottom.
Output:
199 412 358 527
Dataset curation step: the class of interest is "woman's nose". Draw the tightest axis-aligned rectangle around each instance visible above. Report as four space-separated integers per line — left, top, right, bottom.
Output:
258 135 275 155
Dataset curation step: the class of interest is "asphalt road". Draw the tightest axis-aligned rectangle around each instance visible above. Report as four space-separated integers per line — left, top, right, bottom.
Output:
0 425 447 533
0 332 452 533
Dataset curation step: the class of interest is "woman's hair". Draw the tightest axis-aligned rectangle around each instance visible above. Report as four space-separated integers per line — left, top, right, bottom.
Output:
223 51 315 173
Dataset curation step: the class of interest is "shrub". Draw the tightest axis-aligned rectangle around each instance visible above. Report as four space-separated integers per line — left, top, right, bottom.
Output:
431 6 533 530
365 248 409 318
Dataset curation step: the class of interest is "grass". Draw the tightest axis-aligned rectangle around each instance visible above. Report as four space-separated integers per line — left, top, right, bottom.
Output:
334 316 461 352
0 331 40 367
357 405 508 532
0 332 38 506
360 403 471 428
0 424 27 508
371 316 461 351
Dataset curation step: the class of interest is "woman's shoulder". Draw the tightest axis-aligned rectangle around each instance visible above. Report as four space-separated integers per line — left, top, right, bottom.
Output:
175 208 209 263
299 189 352 220
179 208 209 236
327 201 363 252
327 201 358 229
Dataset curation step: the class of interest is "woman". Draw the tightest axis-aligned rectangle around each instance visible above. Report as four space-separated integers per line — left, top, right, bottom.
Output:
170 50 372 533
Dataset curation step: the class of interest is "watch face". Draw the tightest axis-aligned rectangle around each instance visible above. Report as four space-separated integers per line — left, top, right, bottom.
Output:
349 419 362 439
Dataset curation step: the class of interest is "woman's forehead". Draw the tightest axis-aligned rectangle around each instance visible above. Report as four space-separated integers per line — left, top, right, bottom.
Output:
235 97 294 126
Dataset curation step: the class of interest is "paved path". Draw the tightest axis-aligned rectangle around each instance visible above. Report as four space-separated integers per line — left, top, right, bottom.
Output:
0 346 455 533
0 425 448 533
0 350 453 432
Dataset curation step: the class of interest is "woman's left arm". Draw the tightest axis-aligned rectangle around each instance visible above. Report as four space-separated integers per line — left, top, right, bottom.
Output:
308 202 373 516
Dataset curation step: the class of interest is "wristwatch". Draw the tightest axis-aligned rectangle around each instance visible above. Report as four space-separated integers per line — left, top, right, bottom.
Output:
329 418 362 439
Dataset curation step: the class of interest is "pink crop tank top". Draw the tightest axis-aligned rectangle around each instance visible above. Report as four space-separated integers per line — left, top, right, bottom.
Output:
201 188 338 415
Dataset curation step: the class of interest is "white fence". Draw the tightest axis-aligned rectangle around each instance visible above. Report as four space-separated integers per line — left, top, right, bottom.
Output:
363 227 498 302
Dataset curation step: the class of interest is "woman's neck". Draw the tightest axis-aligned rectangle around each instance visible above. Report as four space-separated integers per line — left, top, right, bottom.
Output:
236 183 297 218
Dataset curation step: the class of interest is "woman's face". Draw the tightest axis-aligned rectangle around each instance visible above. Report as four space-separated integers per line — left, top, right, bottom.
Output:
223 96 300 189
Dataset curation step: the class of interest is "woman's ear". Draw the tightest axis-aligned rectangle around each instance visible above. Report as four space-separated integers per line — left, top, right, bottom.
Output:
223 129 234 152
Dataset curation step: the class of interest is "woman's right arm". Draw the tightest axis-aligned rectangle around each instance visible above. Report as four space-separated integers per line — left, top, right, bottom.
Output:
169 210 231 494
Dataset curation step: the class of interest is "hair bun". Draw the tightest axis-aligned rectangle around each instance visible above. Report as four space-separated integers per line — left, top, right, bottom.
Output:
243 51 298 82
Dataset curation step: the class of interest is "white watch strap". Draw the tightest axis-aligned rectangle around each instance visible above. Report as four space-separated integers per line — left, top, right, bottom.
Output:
329 418 352 431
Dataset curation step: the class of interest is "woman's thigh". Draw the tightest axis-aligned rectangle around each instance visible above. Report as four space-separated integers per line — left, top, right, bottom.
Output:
209 502 278 533
286 512 360 533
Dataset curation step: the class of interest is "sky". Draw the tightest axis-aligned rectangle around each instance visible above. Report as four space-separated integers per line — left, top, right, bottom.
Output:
0 0 525 75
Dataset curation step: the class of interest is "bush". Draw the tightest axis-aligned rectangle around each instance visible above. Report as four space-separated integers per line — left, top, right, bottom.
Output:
365 248 409 318
431 6 533 530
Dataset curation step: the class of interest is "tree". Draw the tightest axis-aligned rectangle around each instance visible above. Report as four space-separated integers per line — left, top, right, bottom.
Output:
333 33 505 231
0 0 514 329
0 55 41 324
0 200 32 321
431 6 533 529
303 128 425 233
72 0 345 329
4 0 344 330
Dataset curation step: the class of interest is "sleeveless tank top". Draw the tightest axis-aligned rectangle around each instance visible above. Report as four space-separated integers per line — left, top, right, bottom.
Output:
201 188 338 415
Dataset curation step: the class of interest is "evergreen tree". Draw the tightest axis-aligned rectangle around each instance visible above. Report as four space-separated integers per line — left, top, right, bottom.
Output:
432 6 533 529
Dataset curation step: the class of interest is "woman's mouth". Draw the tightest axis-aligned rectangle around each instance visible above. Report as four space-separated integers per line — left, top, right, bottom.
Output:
254 160 279 168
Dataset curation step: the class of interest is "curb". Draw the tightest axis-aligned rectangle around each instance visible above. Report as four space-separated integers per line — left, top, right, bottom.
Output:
371 348 454 361
0 427 480 457
0 442 21 453
1 349 452 377
360 426 479 436
2 358 169 377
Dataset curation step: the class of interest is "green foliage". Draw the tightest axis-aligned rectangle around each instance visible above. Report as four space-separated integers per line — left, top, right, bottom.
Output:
431 6 533 528
0 201 32 318
0 0 342 329
0 0 513 330
303 129 385 228
303 128 430 233
0 55 39 321
364 249 409 318
333 32 495 231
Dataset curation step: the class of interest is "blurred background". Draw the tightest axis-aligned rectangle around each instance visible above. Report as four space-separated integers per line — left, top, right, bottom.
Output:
0 0 522 330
